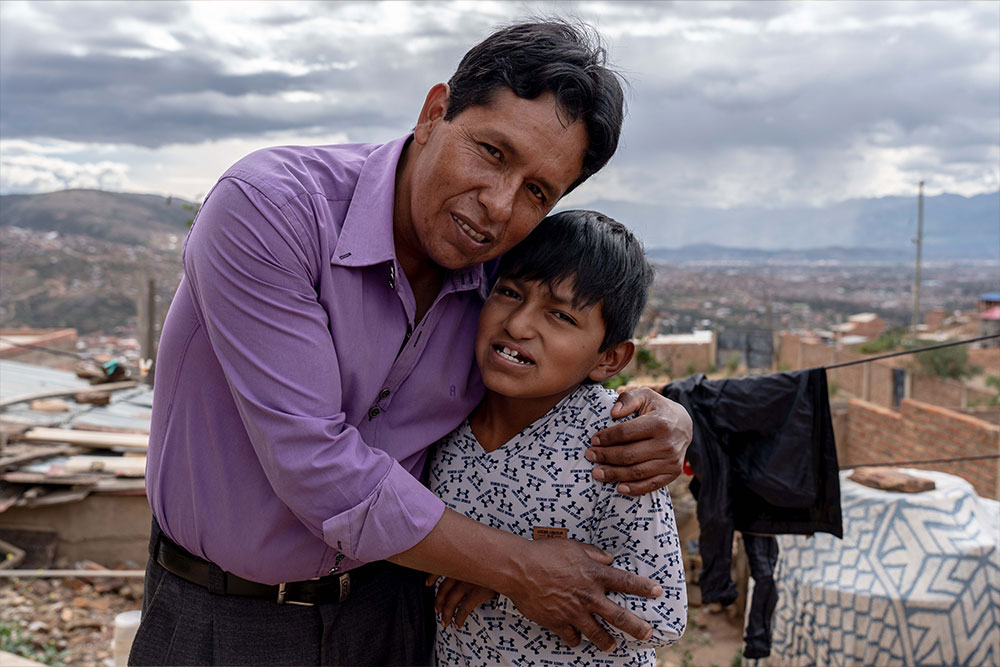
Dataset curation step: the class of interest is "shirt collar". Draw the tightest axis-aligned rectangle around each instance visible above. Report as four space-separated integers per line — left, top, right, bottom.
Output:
332 133 489 298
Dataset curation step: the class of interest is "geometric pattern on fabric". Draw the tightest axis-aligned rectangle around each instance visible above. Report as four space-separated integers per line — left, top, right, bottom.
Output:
428 384 687 666
771 470 1000 667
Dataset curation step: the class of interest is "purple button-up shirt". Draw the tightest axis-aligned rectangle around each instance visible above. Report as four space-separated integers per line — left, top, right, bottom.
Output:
146 136 489 584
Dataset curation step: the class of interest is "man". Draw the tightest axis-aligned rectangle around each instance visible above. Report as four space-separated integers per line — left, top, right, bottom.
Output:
132 20 692 666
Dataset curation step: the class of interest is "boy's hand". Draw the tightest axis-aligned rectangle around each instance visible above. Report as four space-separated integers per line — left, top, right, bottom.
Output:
426 575 498 628
587 387 692 496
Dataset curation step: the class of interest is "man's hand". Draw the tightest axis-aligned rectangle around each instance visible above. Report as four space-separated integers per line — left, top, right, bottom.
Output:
393 510 662 653
587 387 692 496
502 538 662 652
426 575 497 628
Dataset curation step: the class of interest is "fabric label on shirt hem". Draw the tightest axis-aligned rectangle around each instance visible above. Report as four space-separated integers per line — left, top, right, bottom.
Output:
532 526 568 540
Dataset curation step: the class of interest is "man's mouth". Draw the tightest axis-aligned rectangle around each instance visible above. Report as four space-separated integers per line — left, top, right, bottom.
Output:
453 214 490 244
493 344 535 366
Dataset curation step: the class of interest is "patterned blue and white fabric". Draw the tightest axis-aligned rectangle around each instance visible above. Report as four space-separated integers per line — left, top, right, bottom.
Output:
770 469 1000 666
428 384 687 666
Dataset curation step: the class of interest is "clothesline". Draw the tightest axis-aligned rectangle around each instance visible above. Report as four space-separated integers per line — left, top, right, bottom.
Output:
823 333 1000 370
840 454 1000 470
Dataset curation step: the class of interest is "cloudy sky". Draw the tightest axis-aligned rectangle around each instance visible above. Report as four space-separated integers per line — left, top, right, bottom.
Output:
1 0 998 213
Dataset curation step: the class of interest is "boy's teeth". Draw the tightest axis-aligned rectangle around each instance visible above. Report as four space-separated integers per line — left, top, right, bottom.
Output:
497 345 532 365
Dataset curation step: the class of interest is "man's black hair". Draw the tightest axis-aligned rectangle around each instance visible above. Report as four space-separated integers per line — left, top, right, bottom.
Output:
445 20 626 194
497 209 653 353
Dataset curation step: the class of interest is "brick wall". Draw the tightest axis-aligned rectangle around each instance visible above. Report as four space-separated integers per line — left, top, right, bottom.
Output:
644 342 715 376
845 398 1000 498
969 348 1000 374
777 333 998 410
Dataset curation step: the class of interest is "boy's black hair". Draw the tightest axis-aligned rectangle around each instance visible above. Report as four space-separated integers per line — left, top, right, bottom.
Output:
497 209 653 353
445 20 626 194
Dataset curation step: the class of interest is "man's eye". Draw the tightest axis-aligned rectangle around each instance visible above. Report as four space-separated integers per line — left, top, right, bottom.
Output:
481 143 502 159
527 183 547 203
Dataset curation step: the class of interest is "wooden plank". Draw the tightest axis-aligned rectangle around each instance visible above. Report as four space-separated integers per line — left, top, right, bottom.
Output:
0 471 100 486
0 443 80 471
0 381 138 409
0 569 146 578
19 427 148 450
63 455 146 477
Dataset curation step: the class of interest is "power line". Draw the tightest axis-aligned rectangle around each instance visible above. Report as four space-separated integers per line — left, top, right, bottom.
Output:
0 336 87 360
824 333 1000 370
840 454 999 470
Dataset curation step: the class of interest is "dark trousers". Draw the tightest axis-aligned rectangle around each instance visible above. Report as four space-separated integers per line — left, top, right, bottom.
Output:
128 520 436 666
742 533 779 660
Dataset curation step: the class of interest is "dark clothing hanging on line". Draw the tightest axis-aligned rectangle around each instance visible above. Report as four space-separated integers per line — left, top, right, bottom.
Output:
663 368 842 658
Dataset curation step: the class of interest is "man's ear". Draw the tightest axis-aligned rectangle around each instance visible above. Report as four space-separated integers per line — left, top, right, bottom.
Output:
413 83 450 146
588 341 635 383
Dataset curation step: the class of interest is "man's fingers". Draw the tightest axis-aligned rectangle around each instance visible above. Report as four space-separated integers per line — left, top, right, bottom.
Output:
574 614 617 652
588 438 662 467
579 542 615 565
591 597 654 643
608 386 657 418
598 564 663 599
554 625 582 648
616 474 673 497
591 413 669 449
425 573 440 587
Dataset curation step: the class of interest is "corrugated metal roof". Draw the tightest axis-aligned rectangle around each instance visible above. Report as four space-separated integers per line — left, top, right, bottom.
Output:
0 360 91 400
0 360 153 433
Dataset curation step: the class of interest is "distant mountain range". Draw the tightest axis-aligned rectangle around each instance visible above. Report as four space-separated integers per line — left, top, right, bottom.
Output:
2 188 998 260
0 189 195 245
567 190 1000 260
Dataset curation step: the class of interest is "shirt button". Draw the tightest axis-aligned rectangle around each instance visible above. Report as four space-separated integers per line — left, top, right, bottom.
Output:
368 406 381 419
379 388 391 399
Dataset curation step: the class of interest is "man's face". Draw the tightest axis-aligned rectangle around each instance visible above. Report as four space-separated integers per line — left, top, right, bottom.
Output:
396 85 588 271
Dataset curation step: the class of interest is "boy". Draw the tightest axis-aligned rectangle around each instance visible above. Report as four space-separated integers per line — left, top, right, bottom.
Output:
428 210 687 666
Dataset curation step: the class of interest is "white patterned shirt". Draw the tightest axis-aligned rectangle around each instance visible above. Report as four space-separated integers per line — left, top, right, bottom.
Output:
429 384 687 666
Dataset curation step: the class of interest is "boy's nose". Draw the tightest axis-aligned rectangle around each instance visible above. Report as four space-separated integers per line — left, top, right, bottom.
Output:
503 306 537 339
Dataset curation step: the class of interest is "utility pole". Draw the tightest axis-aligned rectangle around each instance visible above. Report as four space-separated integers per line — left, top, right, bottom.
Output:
911 180 924 340
138 277 156 385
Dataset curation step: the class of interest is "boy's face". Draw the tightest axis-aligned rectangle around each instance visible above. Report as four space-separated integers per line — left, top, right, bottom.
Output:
475 276 629 406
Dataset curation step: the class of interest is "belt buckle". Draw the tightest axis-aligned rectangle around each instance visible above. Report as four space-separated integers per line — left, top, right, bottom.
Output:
276 573 350 606
276 582 314 607
337 572 350 602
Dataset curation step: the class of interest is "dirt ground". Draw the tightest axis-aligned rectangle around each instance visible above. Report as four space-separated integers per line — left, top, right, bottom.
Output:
658 604 745 667
0 572 142 667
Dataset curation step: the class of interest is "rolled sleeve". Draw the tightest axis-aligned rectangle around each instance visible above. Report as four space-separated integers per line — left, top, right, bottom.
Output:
183 177 443 563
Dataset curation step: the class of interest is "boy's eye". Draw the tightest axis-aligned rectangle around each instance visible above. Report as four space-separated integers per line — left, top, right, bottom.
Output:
553 311 576 325
496 286 520 299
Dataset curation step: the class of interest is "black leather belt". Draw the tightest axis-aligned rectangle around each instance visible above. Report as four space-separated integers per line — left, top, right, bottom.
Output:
154 531 388 606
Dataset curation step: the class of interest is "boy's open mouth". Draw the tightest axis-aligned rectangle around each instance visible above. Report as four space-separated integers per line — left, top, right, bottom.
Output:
493 344 535 366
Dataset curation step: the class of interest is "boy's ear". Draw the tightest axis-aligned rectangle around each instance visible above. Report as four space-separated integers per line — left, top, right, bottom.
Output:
588 341 635 383
413 83 450 146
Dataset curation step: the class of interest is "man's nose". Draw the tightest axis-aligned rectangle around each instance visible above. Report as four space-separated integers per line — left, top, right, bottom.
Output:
479 177 517 224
